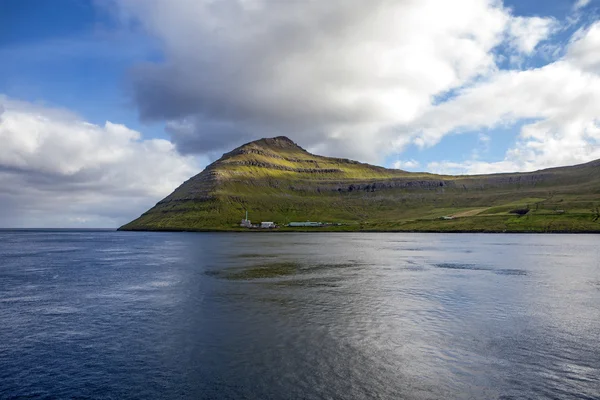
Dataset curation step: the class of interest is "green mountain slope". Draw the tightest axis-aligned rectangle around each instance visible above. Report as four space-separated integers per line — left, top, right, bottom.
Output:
120 136 600 232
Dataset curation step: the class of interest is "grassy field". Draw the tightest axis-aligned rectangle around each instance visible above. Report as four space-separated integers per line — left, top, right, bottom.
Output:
120 137 600 233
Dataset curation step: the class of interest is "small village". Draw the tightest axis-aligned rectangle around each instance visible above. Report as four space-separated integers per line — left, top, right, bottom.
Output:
239 211 339 229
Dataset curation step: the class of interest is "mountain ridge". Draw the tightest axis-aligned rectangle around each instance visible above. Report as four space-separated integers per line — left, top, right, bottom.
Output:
120 136 600 232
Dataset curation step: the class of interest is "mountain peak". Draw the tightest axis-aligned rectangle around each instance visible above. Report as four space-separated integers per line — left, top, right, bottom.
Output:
216 136 309 164
245 136 305 151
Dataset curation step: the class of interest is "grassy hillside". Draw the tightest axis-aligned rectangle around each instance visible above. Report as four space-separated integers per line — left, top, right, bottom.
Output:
119 136 600 233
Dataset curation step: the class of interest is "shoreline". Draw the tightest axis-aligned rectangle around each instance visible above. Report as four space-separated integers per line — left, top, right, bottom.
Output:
117 227 600 234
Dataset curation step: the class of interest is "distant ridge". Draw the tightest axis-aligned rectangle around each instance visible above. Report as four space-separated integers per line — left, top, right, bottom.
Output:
120 136 600 232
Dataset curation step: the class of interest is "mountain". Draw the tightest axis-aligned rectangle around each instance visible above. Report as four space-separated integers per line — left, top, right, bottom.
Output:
119 136 600 232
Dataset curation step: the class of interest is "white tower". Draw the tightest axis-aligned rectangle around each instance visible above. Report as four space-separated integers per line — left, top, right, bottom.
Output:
240 210 251 227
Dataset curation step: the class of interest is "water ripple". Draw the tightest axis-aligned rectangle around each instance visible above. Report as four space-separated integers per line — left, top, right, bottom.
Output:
0 231 598 399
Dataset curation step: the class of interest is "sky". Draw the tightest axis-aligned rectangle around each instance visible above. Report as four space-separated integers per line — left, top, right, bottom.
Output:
1 0 599 228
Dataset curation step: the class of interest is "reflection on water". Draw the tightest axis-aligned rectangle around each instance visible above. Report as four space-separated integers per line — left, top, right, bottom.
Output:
0 231 599 399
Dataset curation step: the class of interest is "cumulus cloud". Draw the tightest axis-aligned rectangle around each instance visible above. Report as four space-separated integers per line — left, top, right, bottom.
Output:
109 0 561 162
507 16 557 54
567 22 600 74
0 96 199 227
409 20 600 174
392 159 421 171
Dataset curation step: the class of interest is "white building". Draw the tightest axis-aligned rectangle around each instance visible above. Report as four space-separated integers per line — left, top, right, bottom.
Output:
240 211 252 228
260 222 276 228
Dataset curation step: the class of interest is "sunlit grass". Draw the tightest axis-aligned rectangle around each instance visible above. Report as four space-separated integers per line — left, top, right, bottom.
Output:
120 138 600 233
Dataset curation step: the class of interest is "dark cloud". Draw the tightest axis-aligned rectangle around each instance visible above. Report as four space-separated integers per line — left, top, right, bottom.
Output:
115 0 537 162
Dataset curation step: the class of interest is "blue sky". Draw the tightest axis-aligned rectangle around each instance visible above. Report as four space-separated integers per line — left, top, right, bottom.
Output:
0 0 166 137
1 0 599 227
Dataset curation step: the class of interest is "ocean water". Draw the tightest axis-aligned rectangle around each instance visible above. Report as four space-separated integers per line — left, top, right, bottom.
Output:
0 231 599 399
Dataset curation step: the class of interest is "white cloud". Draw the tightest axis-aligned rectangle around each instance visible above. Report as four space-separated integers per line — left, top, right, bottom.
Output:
108 0 558 162
392 159 421 170
574 0 591 11
406 20 600 174
508 16 557 54
567 22 600 74
0 96 200 227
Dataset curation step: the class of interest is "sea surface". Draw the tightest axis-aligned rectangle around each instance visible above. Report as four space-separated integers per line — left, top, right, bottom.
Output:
0 231 599 400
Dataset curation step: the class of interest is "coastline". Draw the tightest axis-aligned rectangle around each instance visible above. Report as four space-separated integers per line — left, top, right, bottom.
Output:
117 226 600 234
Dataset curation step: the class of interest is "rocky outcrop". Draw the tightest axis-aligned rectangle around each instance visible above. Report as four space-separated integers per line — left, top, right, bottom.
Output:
225 160 342 174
